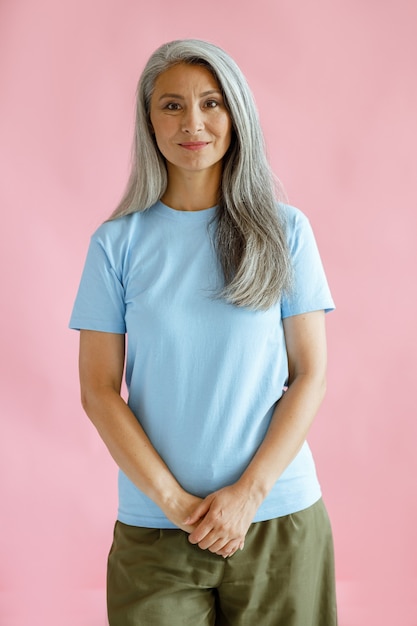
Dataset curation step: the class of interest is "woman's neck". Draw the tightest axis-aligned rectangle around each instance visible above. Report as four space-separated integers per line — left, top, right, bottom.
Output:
161 164 221 212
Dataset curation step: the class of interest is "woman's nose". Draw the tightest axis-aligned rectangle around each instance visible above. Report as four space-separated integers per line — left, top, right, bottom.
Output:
181 106 204 134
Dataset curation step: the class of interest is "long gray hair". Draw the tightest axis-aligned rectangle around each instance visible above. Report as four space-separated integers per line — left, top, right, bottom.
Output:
110 39 292 309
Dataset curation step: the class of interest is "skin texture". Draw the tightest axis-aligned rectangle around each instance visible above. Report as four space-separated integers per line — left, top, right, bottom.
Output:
149 63 232 212
78 63 328 559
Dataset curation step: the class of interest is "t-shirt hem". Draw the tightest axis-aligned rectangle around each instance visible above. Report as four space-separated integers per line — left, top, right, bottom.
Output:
69 317 126 333
281 303 335 319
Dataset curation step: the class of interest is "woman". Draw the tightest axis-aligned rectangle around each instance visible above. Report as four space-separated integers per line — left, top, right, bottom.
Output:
70 39 338 625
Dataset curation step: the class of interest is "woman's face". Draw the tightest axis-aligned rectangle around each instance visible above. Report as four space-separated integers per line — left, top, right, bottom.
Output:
149 63 232 179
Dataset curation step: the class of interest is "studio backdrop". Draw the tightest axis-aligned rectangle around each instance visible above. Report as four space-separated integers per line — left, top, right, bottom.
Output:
1 1 416 624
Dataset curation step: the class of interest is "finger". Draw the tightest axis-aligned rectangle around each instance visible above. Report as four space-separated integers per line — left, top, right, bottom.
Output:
215 540 240 558
203 537 227 553
188 521 215 545
195 529 221 550
184 500 211 526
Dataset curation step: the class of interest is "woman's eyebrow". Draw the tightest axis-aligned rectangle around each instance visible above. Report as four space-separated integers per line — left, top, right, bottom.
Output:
158 89 221 101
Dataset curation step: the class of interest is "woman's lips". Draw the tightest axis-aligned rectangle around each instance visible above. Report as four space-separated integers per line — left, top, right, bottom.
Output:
179 142 209 151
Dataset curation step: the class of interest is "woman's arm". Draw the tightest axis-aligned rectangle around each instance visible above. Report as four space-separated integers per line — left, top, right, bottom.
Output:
187 310 328 556
78 329 202 531
236 309 328 498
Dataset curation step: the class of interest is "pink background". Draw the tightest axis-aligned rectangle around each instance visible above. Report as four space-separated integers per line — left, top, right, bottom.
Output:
1 1 416 624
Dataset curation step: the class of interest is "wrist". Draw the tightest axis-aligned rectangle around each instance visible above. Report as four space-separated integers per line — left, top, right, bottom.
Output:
150 475 186 513
235 472 270 508
153 483 201 532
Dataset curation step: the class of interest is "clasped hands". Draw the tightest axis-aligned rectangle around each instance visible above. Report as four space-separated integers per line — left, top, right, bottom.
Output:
166 483 261 559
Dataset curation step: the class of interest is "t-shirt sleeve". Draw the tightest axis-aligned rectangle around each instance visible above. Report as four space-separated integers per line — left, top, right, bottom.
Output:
69 234 126 333
281 208 335 318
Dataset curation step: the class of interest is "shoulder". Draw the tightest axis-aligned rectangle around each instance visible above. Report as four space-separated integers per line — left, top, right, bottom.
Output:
86 209 153 271
92 211 143 246
277 203 310 228
277 203 313 246
90 207 159 256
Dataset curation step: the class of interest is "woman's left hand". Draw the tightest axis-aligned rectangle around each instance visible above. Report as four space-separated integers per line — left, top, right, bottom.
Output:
185 483 261 558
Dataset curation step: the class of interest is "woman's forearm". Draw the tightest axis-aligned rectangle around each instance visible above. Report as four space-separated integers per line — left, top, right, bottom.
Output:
81 386 197 520
236 372 326 504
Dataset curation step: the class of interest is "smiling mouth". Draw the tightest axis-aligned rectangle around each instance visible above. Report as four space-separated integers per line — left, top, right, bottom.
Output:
179 142 209 150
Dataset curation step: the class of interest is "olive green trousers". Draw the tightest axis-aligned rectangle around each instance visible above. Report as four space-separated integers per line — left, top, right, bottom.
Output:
107 498 337 625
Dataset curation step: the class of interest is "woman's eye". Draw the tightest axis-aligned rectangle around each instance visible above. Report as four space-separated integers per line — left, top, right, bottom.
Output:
204 100 219 108
165 102 181 111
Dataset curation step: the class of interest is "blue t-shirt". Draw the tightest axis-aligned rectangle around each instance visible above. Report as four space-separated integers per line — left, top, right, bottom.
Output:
70 202 335 528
